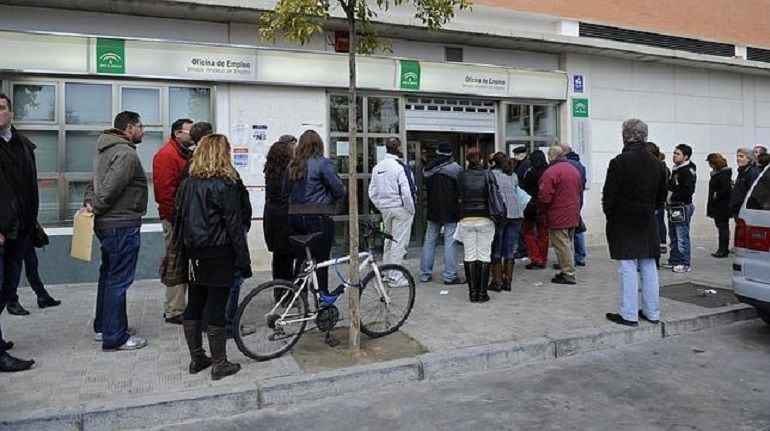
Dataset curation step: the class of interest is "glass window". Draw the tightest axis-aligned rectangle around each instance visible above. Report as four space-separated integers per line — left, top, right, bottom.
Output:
170 87 210 122
12 84 56 122
746 168 770 210
65 131 100 172
533 105 558 136
368 97 399 133
329 95 362 133
65 83 112 124
329 137 363 175
368 137 390 172
66 181 90 219
38 179 59 222
505 104 530 137
136 132 163 173
122 87 161 125
23 131 58 172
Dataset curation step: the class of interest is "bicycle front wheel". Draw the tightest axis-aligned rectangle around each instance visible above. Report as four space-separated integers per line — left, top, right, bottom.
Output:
234 280 308 361
359 264 416 337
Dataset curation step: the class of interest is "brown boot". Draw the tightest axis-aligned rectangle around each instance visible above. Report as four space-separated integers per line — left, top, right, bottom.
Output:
489 260 502 292
502 260 515 291
207 326 241 380
183 320 212 374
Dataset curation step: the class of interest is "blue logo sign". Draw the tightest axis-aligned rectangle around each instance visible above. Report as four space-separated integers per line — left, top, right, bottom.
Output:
573 75 584 93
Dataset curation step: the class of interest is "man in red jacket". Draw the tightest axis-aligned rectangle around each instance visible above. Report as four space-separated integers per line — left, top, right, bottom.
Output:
539 145 583 285
153 118 194 324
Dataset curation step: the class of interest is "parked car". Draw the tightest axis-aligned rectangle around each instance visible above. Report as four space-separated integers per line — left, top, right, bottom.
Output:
732 164 770 325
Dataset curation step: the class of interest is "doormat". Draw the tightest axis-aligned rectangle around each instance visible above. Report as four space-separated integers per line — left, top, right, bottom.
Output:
660 283 739 308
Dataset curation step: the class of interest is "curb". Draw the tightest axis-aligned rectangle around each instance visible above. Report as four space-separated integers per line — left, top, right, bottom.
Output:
0 305 757 431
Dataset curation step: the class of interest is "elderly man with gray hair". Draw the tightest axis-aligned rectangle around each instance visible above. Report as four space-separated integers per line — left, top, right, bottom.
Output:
603 119 668 326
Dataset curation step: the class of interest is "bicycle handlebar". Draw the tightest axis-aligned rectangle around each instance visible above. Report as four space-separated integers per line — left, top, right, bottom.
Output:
361 221 394 241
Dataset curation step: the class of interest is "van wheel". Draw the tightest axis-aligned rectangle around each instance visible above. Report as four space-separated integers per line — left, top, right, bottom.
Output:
758 308 770 326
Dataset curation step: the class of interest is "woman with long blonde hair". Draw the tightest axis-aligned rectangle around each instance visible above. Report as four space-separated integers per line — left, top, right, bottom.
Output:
175 134 251 381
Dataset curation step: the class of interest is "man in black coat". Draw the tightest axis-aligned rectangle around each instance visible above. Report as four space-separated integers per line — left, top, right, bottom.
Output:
0 93 36 371
602 119 667 327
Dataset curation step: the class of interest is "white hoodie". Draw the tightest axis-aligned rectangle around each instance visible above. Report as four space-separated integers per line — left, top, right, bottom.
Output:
368 153 415 215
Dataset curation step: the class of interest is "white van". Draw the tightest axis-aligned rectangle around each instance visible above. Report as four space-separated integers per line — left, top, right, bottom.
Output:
732 164 770 325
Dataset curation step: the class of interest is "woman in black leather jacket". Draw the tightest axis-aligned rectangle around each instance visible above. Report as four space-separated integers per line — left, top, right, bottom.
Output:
175 134 251 381
458 147 493 303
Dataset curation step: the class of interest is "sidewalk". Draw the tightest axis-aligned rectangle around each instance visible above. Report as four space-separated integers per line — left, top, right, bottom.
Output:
0 238 756 430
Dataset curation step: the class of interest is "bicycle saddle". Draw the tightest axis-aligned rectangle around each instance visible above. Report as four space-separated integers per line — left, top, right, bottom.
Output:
289 232 324 248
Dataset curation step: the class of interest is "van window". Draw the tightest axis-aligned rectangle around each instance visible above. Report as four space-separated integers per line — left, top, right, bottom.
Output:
746 167 770 210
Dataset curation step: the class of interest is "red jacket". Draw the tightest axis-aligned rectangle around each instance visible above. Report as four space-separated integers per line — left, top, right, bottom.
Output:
152 137 191 221
538 159 582 229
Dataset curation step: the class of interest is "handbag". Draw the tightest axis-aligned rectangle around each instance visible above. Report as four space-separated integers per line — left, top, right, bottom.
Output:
485 172 508 225
160 183 189 286
668 202 686 224
32 221 49 248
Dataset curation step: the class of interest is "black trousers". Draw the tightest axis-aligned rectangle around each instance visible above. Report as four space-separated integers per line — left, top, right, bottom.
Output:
184 283 230 327
714 218 730 252
272 251 295 281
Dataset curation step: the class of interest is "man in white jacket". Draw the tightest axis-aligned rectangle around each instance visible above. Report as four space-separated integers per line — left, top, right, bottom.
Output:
369 138 415 286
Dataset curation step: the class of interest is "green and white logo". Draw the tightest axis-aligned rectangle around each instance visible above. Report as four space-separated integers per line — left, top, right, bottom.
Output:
96 38 125 74
400 60 421 90
572 98 589 118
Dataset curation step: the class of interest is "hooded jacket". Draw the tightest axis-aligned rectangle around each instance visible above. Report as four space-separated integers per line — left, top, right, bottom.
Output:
669 160 697 205
423 155 462 223
84 129 148 230
0 126 39 239
368 153 415 215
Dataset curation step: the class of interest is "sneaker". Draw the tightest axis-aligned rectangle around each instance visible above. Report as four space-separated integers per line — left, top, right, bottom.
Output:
103 335 147 352
672 265 691 273
575 261 586 267
94 327 136 342
419 275 432 283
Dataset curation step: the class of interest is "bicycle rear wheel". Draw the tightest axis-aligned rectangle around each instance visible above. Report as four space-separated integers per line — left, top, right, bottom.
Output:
234 280 308 361
359 264 416 337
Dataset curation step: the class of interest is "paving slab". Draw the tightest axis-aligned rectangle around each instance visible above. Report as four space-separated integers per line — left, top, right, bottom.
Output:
0 237 755 429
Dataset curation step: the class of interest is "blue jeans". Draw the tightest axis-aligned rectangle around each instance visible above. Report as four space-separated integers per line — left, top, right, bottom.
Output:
94 227 141 349
419 221 458 282
574 231 586 264
491 219 522 261
617 258 660 322
668 203 694 266
225 273 244 335
655 209 667 245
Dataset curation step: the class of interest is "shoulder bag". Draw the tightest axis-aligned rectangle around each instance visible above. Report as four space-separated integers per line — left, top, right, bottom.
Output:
485 172 508 225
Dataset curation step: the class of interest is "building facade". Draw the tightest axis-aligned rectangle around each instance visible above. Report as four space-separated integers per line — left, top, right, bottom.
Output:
1 0 769 283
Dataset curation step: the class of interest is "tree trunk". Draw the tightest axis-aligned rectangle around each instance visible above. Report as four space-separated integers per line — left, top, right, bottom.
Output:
346 6 360 350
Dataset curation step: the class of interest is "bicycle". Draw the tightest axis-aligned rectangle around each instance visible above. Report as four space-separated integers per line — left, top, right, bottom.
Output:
233 221 416 361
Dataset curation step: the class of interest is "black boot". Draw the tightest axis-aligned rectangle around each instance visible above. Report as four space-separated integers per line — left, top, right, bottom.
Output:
478 262 490 303
183 320 212 374
208 326 241 380
0 351 34 372
464 261 476 302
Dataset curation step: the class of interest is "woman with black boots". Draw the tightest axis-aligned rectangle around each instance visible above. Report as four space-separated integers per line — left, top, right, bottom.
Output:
705 153 732 258
488 152 524 292
458 147 494 303
176 134 252 381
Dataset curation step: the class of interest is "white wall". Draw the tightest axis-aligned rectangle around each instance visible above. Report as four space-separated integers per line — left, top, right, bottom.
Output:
228 84 328 270
567 53 770 245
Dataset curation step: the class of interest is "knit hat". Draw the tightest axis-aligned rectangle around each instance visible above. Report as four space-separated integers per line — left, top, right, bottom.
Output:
621 118 648 144
436 141 452 156
737 147 756 163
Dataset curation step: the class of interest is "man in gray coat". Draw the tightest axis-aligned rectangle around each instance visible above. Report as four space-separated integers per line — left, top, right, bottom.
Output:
84 111 148 351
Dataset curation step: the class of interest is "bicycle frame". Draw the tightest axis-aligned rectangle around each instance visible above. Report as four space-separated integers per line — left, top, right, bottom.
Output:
270 251 391 327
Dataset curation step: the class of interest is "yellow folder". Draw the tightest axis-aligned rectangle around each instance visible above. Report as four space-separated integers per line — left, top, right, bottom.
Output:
71 211 94 262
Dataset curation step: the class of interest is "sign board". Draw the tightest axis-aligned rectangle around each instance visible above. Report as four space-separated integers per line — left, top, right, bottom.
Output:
399 60 421 90
572 98 589 118
573 74 584 93
96 38 125 74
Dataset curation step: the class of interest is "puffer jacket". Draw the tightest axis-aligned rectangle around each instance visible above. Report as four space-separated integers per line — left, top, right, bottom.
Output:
152 137 192 221
458 165 489 218
731 164 760 216
287 155 346 215
175 177 252 278
491 168 523 219
423 156 462 223
368 153 415 215
669 160 697 205
84 129 148 230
